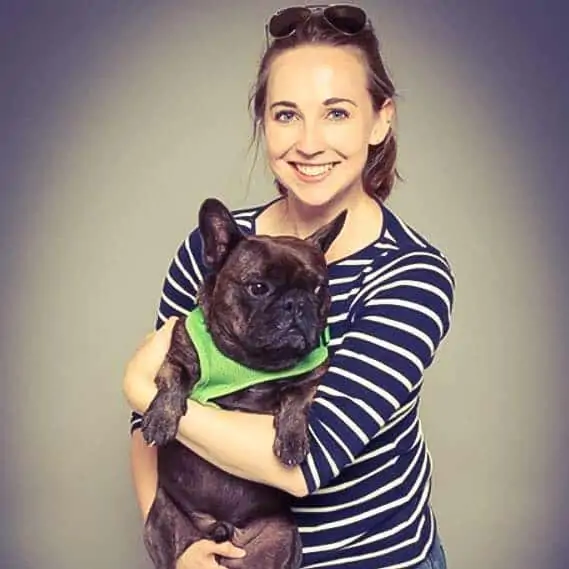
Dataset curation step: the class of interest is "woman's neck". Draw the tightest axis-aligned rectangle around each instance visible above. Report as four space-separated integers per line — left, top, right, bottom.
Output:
262 190 383 264
279 190 375 239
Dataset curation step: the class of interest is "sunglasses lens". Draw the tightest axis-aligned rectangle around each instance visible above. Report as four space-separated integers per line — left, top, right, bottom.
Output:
324 5 367 34
268 7 311 38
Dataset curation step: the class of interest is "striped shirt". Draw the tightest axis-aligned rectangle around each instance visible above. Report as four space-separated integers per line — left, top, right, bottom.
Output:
130 199 455 569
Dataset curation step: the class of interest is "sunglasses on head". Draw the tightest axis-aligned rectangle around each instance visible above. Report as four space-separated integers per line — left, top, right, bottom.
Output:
266 4 368 42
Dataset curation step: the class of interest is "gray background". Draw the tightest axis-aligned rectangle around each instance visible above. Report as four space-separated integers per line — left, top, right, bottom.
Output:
1 1 568 568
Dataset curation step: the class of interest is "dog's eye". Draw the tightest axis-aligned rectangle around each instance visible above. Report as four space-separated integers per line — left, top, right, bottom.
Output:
314 285 322 294
247 282 270 297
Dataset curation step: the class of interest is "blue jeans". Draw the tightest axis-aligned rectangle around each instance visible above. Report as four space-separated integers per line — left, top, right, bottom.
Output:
413 533 447 569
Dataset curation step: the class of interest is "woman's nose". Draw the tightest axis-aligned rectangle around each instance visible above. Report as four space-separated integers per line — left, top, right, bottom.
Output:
295 122 325 156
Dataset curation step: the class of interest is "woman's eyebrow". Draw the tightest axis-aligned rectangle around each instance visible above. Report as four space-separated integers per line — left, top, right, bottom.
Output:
323 97 357 107
269 100 298 110
269 97 357 110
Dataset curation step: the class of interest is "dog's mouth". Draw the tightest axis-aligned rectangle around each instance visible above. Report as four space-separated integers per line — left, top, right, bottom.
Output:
269 323 320 355
246 322 313 349
221 323 321 372
284 328 309 351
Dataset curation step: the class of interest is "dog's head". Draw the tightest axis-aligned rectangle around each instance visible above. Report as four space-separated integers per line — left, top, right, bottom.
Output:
197 198 346 371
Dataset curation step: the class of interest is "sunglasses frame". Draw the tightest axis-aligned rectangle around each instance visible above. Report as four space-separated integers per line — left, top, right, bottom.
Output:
265 4 368 45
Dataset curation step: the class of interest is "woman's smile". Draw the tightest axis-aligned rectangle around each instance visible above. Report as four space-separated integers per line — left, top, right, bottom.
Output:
289 161 340 183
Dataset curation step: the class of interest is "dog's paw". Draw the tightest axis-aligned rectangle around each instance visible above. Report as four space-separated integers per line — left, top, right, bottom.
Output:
141 410 178 446
141 393 186 446
273 431 310 467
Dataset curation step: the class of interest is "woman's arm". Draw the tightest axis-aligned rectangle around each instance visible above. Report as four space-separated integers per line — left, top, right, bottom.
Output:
130 430 158 521
177 405 309 497
123 323 308 497
124 248 455 496
129 227 206 520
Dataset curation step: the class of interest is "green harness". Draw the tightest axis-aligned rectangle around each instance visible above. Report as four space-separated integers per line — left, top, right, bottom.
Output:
185 308 329 406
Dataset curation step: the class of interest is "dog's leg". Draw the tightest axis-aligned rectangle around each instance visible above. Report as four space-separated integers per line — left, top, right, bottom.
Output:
141 318 200 446
144 486 206 569
220 515 302 569
273 364 327 466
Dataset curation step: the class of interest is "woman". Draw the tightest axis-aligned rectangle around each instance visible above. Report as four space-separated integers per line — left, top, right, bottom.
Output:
124 5 454 569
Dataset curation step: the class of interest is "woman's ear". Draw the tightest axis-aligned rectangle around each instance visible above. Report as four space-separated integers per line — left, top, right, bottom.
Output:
369 99 395 146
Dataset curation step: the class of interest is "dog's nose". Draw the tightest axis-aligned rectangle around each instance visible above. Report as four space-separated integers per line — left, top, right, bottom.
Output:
284 297 304 313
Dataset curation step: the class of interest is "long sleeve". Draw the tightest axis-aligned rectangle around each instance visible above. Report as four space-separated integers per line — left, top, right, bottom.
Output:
155 227 205 326
299 248 455 493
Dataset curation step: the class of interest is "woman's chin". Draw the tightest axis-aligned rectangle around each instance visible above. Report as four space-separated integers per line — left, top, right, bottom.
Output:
284 185 353 209
277 178 340 207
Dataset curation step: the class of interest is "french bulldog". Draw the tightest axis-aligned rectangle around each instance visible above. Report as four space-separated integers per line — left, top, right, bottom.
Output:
140 198 346 569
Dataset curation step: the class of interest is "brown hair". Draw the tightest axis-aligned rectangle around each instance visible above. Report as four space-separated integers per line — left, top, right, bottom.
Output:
248 9 400 202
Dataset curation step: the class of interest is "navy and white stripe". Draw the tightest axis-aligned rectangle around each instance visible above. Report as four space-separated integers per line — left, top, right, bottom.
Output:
130 200 455 569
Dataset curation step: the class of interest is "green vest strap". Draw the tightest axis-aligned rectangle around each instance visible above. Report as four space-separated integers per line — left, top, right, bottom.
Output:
185 308 329 405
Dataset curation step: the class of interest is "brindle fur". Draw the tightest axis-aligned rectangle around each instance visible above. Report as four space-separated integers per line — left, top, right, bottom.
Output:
140 199 346 569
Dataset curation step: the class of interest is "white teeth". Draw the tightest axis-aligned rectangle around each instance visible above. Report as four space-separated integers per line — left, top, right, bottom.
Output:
295 163 335 176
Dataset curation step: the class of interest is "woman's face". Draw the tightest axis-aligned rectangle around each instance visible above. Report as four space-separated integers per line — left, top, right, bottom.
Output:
263 44 392 208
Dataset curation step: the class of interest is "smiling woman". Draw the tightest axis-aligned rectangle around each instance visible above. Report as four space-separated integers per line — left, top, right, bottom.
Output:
252 5 397 209
124 4 454 569
263 45 391 203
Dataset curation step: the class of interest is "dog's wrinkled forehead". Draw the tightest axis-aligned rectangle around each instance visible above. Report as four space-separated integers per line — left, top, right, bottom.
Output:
224 236 326 284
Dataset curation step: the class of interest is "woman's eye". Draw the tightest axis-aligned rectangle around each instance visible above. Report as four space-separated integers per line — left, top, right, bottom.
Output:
274 110 297 122
247 282 270 296
327 108 350 120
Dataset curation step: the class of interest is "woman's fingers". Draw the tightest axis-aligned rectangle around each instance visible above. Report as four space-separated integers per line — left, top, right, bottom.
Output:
208 540 247 560
176 539 246 568
141 316 177 349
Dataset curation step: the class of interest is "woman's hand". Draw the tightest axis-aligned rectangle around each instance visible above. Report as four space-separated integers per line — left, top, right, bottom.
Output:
176 539 246 568
122 317 177 414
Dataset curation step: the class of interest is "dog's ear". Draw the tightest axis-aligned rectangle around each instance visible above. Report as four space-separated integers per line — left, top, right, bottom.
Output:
199 198 244 271
305 209 347 254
